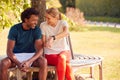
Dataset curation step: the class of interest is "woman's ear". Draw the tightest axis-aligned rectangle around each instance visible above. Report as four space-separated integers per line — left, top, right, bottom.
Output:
59 13 61 20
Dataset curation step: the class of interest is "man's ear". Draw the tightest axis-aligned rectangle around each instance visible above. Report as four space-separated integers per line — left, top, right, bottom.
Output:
24 18 28 23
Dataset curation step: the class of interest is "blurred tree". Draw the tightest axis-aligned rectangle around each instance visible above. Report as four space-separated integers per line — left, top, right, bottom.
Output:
59 0 76 13
31 1 46 78
31 0 46 25
0 0 30 30
46 0 62 8
76 0 120 17
66 0 75 8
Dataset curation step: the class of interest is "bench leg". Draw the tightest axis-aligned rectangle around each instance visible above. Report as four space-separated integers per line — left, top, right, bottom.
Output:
27 72 33 80
16 68 23 80
90 67 94 78
55 70 58 80
99 62 103 80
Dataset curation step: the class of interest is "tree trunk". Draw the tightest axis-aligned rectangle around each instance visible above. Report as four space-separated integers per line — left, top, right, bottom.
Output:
31 0 46 25
31 1 46 79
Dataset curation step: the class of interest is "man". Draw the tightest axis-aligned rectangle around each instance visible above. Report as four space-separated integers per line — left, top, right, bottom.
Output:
0 8 47 80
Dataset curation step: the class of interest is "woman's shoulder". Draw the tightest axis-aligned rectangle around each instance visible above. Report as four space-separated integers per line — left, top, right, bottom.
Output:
59 20 68 24
59 20 67 23
40 21 47 25
40 22 49 30
40 21 48 28
58 20 68 26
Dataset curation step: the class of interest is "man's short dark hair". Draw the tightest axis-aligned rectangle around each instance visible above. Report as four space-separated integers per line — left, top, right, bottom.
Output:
21 7 39 22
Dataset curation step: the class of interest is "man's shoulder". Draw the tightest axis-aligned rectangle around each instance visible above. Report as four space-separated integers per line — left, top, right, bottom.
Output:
8 23 22 40
34 26 41 31
33 26 42 35
10 23 22 30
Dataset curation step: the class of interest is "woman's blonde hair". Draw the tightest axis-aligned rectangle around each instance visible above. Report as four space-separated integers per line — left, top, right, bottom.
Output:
46 7 61 20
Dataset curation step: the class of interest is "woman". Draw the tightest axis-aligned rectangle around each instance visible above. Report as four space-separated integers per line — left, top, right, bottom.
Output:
40 7 74 80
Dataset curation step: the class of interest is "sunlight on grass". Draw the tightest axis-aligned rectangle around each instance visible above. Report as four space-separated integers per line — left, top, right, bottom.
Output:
70 31 120 55
85 16 120 23
70 31 120 80
0 28 120 80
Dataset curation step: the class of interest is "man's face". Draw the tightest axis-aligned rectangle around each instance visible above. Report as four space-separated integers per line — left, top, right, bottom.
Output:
25 15 39 29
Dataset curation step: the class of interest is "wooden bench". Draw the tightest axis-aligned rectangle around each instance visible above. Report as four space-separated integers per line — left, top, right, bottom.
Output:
8 54 103 80
8 66 57 80
72 54 103 80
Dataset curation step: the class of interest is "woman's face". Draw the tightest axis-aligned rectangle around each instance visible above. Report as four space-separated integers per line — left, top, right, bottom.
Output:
45 13 58 25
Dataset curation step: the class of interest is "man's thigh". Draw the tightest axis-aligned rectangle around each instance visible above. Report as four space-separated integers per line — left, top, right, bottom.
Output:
32 56 46 67
0 57 16 68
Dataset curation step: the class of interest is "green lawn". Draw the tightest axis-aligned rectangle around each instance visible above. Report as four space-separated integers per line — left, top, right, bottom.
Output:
0 27 120 80
85 16 120 23
70 31 120 80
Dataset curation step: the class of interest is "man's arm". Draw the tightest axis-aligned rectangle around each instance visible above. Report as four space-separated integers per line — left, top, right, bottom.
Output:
27 39 43 64
7 39 21 67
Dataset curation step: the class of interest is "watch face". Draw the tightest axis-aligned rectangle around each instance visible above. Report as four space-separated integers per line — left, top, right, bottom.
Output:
52 36 55 40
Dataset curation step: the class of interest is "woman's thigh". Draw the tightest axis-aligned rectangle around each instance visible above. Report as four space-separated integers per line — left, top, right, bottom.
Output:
45 54 58 66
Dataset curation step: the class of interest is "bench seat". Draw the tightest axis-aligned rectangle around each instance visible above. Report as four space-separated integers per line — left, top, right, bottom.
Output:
8 54 103 80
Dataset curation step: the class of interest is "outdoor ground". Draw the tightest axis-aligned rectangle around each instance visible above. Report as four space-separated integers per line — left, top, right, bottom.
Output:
0 28 120 80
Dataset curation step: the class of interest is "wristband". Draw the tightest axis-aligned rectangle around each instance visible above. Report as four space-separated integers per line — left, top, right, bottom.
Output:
51 36 56 40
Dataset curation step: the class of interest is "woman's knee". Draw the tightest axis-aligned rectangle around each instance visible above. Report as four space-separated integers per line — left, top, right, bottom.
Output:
58 54 66 62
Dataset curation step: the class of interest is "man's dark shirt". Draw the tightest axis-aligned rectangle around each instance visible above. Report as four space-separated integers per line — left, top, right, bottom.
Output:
8 23 42 53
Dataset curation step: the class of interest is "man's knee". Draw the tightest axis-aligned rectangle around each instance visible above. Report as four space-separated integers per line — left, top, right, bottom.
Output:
0 58 11 69
38 56 47 67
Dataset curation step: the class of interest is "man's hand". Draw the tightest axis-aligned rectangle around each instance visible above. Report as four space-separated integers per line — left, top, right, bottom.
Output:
19 60 31 72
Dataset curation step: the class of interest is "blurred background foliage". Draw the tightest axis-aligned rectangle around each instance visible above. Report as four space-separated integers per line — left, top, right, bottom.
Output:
76 0 120 17
0 0 30 31
0 0 120 32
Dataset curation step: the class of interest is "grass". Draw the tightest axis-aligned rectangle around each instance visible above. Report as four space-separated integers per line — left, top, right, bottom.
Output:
87 26 120 33
0 27 120 80
70 26 120 33
85 16 120 23
70 31 120 80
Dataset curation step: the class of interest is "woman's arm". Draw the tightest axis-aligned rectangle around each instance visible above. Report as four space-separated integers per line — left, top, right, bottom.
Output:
54 26 69 40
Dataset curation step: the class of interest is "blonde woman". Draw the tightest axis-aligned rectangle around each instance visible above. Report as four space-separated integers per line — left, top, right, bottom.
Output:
40 7 74 80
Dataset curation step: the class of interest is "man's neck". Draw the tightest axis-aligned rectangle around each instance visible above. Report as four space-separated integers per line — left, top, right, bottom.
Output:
22 23 30 30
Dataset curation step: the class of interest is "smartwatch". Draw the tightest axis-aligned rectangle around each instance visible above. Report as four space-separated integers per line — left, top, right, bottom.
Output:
51 36 56 40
